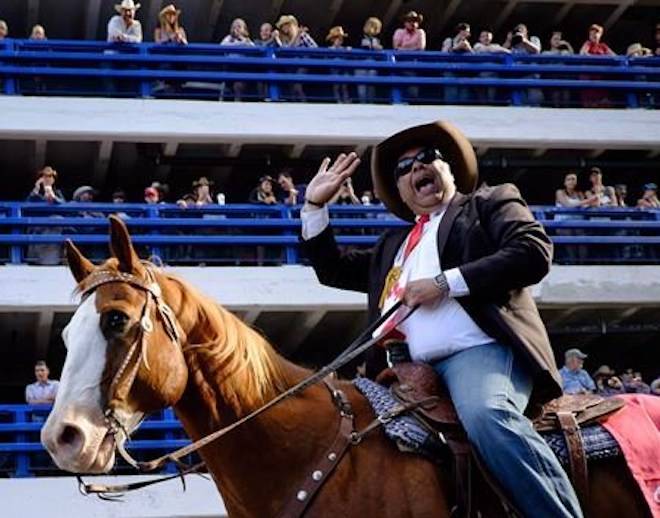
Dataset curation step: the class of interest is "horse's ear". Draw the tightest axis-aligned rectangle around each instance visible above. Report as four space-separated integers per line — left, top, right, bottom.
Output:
65 240 94 283
108 215 142 273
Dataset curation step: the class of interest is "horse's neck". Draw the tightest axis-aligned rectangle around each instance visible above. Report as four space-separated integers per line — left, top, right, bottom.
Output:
165 277 341 516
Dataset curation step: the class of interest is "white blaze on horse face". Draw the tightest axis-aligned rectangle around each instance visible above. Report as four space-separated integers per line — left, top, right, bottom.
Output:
55 295 107 413
41 295 115 473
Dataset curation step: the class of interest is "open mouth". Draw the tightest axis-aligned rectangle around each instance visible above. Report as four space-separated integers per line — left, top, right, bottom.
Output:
414 174 438 196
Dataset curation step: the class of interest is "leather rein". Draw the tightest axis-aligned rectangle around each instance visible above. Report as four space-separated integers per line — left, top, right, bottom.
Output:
75 267 420 510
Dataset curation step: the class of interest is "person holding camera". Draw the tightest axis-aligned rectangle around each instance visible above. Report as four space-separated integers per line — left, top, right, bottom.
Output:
27 166 65 204
503 23 541 54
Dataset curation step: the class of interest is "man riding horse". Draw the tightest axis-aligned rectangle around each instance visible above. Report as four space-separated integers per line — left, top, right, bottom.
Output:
300 121 583 517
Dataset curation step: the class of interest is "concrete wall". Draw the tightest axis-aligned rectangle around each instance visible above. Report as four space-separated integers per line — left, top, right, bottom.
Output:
1 97 658 150
2 265 660 312
0 475 226 518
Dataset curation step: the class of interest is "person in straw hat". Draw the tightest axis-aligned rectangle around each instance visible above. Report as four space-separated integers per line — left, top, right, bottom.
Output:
300 122 582 517
155 4 187 44
326 26 351 103
107 0 142 43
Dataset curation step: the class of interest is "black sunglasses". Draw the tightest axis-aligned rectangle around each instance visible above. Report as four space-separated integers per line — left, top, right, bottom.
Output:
394 148 444 180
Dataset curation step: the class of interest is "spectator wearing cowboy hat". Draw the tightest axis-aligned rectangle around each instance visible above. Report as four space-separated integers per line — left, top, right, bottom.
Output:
249 175 278 205
393 12 426 103
190 176 214 206
275 15 317 101
560 348 596 395
326 26 351 103
393 11 426 51
108 0 142 43
301 121 581 517
30 24 47 40
592 365 625 397
72 185 97 203
155 4 187 44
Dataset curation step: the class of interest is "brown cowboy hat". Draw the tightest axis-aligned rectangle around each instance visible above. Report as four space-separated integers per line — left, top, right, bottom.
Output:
159 4 181 18
275 15 299 30
371 121 478 221
402 11 423 23
326 26 348 41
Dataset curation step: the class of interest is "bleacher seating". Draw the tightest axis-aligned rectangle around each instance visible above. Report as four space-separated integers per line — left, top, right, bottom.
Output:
1 39 659 106
1 202 659 265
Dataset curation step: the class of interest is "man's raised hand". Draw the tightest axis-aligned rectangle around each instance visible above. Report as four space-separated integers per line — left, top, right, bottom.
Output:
305 152 361 207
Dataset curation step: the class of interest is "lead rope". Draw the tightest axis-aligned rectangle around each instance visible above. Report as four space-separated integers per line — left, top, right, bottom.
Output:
77 300 419 497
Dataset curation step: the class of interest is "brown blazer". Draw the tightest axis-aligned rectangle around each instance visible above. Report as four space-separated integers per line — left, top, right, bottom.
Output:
301 183 563 413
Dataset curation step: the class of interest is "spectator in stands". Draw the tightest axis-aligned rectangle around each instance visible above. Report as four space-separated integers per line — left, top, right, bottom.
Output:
579 24 615 108
72 185 96 203
150 180 169 202
623 370 651 394
0 20 8 40
637 182 660 208
442 23 473 104
559 348 596 394
255 23 281 47
326 26 351 103
107 0 143 43
614 184 628 207
26 166 65 203
191 176 214 206
544 31 574 55
473 30 509 104
580 24 615 57
332 178 360 205
220 18 254 102
655 23 660 56
593 365 625 396
249 175 278 204
30 24 47 40
112 189 127 203
356 17 383 104
585 167 617 207
626 42 652 58
144 186 160 204
651 378 660 396
361 190 374 206
154 4 187 45
503 23 541 54
393 11 426 51
504 24 542 105
277 171 306 205
276 15 317 101
555 172 592 208
276 15 317 48
25 361 59 405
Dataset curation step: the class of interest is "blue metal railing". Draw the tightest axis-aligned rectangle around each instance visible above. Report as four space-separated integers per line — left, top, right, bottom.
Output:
0 404 188 477
0 39 658 106
1 202 660 265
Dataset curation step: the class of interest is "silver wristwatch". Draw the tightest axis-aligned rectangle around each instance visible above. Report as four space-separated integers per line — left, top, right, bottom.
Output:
433 273 449 293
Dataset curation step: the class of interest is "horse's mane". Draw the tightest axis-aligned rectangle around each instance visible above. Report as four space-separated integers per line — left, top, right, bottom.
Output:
161 272 288 415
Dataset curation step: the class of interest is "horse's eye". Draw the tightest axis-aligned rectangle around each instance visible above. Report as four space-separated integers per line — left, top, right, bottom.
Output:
102 310 130 337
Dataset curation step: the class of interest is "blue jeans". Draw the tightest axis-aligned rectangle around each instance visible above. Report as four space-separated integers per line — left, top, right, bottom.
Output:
433 342 582 518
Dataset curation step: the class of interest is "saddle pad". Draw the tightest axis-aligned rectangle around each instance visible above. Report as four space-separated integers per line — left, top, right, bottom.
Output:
354 377 435 457
355 377 621 466
541 425 621 466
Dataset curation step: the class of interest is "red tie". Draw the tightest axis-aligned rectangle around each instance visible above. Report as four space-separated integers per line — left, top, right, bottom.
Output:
379 214 430 342
403 214 430 261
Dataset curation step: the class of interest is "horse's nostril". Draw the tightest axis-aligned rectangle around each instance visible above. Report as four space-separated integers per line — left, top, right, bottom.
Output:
59 425 81 447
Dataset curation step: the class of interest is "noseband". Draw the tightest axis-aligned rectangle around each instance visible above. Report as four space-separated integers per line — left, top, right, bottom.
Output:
79 266 180 468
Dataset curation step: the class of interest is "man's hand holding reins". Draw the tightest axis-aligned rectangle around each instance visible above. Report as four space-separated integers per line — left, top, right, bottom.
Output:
305 152 361 208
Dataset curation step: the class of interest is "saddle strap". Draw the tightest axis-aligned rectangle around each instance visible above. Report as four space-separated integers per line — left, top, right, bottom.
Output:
557 411 589 508
277 387 355 518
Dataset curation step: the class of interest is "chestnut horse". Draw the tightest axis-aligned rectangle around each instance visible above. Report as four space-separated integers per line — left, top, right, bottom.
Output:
42 217 648 517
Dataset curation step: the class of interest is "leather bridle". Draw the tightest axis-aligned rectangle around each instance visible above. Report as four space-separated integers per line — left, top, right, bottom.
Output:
79 266 181 469
75 266 421 512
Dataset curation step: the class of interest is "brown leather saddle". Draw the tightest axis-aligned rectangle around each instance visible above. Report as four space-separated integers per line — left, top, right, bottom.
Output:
376 362 625 516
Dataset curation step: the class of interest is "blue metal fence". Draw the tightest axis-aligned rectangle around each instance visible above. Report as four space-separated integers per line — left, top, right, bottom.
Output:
1 202 660 265
0 404 190 477
1 39 658 106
